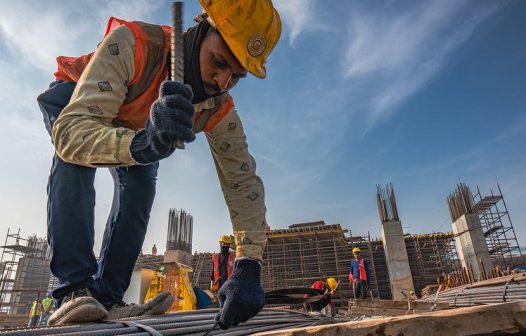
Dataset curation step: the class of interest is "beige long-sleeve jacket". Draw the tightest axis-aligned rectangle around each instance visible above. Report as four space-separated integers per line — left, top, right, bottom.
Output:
52 25 267 260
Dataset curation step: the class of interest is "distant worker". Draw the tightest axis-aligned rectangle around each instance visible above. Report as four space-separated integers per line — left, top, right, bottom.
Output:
349 247 370 299
39 292 54 326
27 297 41 327
152 244 157 256
304 277 338 317
211 236 235 293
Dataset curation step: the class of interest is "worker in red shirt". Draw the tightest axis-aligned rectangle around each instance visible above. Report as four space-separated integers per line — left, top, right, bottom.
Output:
304 277 338 317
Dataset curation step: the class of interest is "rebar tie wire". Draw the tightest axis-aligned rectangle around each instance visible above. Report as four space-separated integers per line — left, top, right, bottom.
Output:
120 321 162 336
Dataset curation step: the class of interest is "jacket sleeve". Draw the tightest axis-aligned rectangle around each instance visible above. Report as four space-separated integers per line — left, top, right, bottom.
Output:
52 25 137 167
205 106 267 261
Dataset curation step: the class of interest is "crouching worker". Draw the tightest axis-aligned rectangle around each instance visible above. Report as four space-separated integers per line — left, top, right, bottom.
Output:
304 277 338 317
37 0 281 328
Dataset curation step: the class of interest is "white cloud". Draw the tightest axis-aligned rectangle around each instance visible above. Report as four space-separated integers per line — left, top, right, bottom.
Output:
0 0 159 73
342 0 502 124
273 0 322 45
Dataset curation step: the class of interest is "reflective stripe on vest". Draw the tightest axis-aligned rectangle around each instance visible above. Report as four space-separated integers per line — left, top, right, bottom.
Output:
212 252 233 291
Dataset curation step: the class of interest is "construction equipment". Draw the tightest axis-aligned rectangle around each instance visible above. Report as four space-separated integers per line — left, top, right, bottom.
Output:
145 263 197 312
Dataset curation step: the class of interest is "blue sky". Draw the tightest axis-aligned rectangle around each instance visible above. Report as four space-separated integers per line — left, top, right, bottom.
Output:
0 0 525 255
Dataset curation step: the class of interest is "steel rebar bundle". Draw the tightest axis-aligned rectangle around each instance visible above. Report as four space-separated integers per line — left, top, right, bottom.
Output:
167 209 193 253
0 308 324 336
421 274 526 308
376 183 399 223
447 183 475 222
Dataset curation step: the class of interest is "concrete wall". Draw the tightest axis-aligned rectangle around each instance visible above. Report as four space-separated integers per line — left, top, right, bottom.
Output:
164 250 193 267
381 220 414 300
452 213 492 280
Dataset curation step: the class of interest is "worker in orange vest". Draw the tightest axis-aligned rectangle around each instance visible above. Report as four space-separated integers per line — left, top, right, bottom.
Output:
37 0 281 328
211 235 235 293
349 247 370 299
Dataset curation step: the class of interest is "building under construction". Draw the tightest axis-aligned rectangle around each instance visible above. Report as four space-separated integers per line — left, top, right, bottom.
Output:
0 229 55 328
448 183 523 281
1 182 523 327
190 220 460 304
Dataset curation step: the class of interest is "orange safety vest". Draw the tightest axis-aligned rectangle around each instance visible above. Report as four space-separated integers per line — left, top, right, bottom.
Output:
358 259 367 282
54 17 171 131
212 252 233 291
53 17 235 134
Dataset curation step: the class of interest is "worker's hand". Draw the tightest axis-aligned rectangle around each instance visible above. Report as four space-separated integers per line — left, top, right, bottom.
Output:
130 81 196 164
215 259 264 329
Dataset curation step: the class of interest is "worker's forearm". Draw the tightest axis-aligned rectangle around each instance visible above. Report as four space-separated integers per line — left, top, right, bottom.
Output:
206 108 267 261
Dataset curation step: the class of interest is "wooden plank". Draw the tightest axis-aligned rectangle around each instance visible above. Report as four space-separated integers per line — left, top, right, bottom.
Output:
257 300 526 336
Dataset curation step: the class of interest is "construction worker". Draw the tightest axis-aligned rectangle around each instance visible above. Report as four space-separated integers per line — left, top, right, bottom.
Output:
27 297 41 327
349 247 370 300
39 292 54 326
37 0 280 329
152 244 158 256
304 277 338 317
211 236 235 293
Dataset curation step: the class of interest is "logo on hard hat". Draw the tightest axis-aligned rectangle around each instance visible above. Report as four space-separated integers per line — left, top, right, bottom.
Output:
247 33 267 57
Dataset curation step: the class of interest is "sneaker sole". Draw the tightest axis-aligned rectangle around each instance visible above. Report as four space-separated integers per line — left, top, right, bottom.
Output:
49 302 108 325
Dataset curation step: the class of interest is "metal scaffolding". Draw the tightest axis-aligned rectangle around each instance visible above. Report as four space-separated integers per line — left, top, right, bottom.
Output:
0 229 54 327
405 233 459 296
191 252 213 289
261 221 355 308
473 184 523 270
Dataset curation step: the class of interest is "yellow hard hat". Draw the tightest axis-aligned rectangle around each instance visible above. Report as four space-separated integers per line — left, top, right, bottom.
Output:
352 247 361 254
327 278 338 291
219 235 232 244
198 0 281 79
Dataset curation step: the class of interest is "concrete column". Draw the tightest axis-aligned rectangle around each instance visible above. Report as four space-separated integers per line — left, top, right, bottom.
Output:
452 213 492 281
164 250 192 267
381 220 414 301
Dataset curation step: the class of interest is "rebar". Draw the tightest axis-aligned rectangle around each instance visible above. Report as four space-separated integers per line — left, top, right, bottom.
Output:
420 274 526 307
0 308 320 336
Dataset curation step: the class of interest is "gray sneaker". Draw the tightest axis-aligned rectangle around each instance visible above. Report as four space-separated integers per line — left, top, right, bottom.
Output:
106 292 174 320
141 292 174 315
106 302 146 320
48 288 108 326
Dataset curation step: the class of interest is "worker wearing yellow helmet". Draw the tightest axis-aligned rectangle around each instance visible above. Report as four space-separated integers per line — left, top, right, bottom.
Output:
40 0 281 327
305 277 339 317
211 235 235 293
349 247 370 300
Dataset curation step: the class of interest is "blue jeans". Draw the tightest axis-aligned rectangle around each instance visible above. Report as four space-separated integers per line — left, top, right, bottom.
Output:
39 80 159 307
